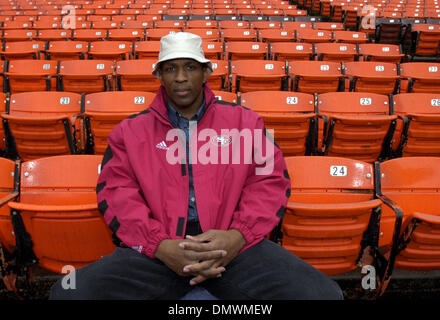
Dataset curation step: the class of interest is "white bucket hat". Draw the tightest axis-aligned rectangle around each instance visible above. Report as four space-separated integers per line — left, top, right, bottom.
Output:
152 32 213 78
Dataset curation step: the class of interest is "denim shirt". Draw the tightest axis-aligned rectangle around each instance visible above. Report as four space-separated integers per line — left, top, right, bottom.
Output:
166 98 206 222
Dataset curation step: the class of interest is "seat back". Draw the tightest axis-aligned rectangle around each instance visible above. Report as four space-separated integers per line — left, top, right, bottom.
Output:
344 61 399 94
115 59 161 92
58 60 115 93
392 93 440 157
400 62 440 93
411 24 440 57
224 41 268 60
283 156 381 275
0 41 45 60
230 60 287 93
314 43 358 62
317 92 397 162
45 41 89 60
84 91 156 154
270 42 314 61
358 43 404 63
379 157 440 270
5 60 58 93
8 155 115 273
134 40 161 59
288 60 343 93
0 157 18 253
208 59 229 90
240 91 317 156
2 91 82 160
88 40 133 61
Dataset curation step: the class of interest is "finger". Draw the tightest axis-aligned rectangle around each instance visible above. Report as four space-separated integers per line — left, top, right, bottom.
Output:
180 240 217 252
183 260 225 275
190 271 223 286
185 232 214 243
183 248 227 261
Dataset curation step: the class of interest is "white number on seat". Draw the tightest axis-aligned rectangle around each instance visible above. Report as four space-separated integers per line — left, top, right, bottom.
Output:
286 97 298 104
431 99 440 106
360 97 372 105
59 97 70 104
330 165 347 176
134 96 145 104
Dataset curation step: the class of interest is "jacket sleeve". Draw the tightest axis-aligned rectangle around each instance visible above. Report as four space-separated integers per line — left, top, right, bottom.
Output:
229 116 291 252
96 123 169 259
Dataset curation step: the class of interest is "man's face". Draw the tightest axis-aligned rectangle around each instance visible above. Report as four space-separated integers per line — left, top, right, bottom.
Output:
158 58 209 111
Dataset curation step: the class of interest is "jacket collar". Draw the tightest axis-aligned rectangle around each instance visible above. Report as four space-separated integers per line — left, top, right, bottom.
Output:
149 83 217 127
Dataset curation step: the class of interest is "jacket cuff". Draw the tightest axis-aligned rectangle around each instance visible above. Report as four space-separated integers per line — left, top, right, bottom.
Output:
142 233 169 259
230 219 256 249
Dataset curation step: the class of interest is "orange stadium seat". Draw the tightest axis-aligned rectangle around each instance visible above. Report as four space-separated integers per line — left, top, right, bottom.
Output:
1 91 82 160
107 28 145 41
376 157 440 293
221 28 258 42
72 29 108 41
314 43 358 62
0 157 19 254
358 43 405 63
35 29 72 42
145 28 181 41
344 61 400 95
88 41 133 61
399 62 440 93
410 24 440 57
317 92 397 162
270 42 314 61
115 59 161 92
44 41 89 60
83 91 156 154
258 29 296 43
134 40 161 59
240 91 317 156
1 29 37 42
295 28 332 43
391 93 440 157
202 41 223 60
333 30 369 44
224 41 268 60
58 60 115 93
212 90 238 104
7 155 115 273
4 60 58 93
230 60 288 92
182 28 220 42
207 59 229 90
280 156 383 276
0 41 45 60
288 60 344 93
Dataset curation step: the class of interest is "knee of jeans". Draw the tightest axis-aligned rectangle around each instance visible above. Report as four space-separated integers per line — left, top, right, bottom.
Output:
49 275 91 300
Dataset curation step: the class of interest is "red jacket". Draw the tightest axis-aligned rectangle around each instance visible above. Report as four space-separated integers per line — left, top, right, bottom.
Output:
97 84 291 258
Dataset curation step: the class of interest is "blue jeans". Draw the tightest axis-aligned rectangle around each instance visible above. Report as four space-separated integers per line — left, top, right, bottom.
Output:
49 239 343 300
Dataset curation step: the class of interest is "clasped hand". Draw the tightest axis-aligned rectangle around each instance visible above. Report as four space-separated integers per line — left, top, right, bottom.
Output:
155 229 246 286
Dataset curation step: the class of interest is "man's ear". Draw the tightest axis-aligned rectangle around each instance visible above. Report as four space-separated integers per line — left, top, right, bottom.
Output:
202 65 209 84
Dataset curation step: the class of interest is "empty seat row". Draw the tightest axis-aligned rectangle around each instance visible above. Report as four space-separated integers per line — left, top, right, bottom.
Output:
0 153 439 298
0 27 371 43
1 59 438 95
1 90 439 164
0 40 406 63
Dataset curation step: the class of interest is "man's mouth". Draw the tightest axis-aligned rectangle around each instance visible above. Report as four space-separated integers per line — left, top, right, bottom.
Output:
175 89 191 97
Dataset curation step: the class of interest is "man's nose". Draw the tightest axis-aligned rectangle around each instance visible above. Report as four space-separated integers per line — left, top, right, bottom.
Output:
175 67 188 82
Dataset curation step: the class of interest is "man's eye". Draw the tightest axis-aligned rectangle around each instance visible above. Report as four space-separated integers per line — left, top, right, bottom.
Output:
165 66 175 72
186 65 196 71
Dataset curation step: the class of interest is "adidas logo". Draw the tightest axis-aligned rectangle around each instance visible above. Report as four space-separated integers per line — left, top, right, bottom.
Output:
156 141 169 150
